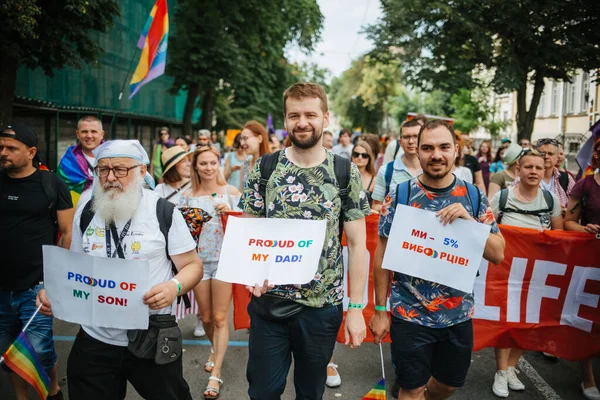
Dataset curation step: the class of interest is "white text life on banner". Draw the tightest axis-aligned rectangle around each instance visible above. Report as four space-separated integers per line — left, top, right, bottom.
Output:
382 205 491 293
216 217 327 286
43 246 150 329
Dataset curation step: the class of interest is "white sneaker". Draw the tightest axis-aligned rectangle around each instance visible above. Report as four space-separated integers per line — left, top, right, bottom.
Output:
492 370 509 398
507 367 525 391
582 383 600 400
194 317 206 337
326 363 341 388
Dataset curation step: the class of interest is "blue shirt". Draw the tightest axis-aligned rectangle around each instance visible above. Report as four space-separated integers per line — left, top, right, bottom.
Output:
378 177 499 328
372 158 417 202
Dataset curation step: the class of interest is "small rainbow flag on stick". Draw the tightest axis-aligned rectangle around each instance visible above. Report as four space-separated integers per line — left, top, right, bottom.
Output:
1 331 50 399
129 0 169 99
362 343 387 399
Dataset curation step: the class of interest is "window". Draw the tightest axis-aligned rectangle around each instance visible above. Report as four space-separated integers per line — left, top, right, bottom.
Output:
551 81 560 116
537 89 546 117
581 72 590 112
566 80 578 114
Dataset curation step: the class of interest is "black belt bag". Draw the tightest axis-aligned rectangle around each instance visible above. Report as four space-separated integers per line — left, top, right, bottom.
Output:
250 294 305 322
127 314 182 364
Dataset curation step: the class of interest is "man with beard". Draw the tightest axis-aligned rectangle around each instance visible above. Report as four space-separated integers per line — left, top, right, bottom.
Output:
0 124 73 400
36 140 203 400
370 120 505 400
239 82 370 399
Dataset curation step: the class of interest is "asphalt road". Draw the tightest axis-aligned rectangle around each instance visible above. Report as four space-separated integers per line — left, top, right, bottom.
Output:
1 315 597 399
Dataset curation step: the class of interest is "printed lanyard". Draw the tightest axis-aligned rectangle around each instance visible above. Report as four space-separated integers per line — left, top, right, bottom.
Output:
105 219 131 259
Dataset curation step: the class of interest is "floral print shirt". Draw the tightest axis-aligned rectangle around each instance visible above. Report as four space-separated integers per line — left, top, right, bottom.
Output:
379 176 499 328
239 149 370 307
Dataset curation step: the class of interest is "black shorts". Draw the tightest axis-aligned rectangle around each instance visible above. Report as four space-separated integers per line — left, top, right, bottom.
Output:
390 317 473 390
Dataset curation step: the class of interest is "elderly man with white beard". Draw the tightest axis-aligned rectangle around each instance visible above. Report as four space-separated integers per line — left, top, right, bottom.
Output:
37 140 203 400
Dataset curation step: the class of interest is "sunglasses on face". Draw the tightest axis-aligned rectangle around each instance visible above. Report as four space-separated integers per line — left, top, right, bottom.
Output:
352 151 369 159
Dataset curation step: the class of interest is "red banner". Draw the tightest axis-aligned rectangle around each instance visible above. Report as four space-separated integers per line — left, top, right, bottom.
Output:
228 214 600 360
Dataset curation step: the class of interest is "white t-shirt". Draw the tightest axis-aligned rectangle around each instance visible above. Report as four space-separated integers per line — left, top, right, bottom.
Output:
154 182 190 205
490 187 561 230
453 167 473 183
83 153 95 174
332 143 353 159
70 189 196 346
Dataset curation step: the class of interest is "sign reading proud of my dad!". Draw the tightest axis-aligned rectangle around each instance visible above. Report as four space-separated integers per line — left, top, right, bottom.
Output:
383 205 491 293
43 246 150 329
216 217 327 286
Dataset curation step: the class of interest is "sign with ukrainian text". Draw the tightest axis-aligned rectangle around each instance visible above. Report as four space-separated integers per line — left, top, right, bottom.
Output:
216 217 327 286
382 205 491 293
42 246 150 329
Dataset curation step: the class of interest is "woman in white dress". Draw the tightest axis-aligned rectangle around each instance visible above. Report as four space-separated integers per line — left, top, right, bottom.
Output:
179 145 240 399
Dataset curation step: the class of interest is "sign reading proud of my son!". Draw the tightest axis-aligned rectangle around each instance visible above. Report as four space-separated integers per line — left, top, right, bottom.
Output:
216 217 327 286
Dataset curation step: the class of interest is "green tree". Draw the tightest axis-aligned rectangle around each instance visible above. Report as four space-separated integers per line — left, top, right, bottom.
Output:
168 0 324 135
368 0 600 141
0 0 119 126
449 88 510 136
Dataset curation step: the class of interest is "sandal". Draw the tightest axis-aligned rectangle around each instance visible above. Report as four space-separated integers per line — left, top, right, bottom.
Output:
204 376 223 399
204 347 215 373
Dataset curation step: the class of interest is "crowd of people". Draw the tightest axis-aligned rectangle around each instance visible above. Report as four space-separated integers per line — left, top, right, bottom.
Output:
0 80 598 400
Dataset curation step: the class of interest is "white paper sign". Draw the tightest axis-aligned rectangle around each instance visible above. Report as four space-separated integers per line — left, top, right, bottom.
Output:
43 246 150 329
382 205 491 293
216 217 327 285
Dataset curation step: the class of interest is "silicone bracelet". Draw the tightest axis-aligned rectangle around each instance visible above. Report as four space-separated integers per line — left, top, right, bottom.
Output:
348 302 364 309
374 305 387 312
171 278 182 296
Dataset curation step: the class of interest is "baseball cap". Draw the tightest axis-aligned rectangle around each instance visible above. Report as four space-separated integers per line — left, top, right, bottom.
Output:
502 143 524 165
500 138 512 145
0 124 38 148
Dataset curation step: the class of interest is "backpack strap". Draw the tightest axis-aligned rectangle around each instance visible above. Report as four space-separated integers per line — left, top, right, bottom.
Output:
394 180 412 207
465 182 481 220
393 138 401 161
498 188 509 224
39 171 58 241
258 151 281 215
80 199 95 235
558 171 569 192
156 197 191 309
384 161 394 196
333 154 352 242
541 189 554 212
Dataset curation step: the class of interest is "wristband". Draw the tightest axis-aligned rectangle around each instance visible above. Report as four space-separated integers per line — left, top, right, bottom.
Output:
348 302 364 310
171 278 182 296
374 305 387 312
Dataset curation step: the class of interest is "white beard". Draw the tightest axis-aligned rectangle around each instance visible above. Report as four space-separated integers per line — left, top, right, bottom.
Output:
92 174 143 223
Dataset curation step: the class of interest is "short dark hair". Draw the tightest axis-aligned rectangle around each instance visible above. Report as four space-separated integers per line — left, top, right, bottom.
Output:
418 120 456 146
401 119 423 135
323 130 333 137
162 165 182 184
175 136 191 145
339 129 351 138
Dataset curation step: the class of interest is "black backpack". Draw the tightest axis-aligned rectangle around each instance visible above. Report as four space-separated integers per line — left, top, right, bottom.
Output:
258 150 351 241
79 196 191 308
497 188 554 226
558 171 569 192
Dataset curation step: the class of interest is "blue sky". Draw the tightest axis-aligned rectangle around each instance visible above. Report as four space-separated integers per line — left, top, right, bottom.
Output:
287 0 382 81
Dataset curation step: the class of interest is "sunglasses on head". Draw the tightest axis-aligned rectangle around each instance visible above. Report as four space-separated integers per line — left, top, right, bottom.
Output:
536 138 559 147
522 149 545 157
352 151 369 159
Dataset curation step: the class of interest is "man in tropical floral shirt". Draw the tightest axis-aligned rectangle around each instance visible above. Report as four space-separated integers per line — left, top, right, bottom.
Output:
370 120 505 400
239 82 370 399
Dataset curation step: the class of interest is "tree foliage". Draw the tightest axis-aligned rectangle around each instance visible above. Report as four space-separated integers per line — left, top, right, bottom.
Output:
0 0 119 126
367 0 600 140
168 0 324 134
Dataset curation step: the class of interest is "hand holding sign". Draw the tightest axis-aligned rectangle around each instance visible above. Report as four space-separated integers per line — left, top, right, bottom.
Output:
216 217 327 286
382 205 491 293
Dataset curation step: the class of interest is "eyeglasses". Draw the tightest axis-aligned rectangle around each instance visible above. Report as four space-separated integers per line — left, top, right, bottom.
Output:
95 165 141 178
160 132 169 137
352 151 369 159
401 135 418 142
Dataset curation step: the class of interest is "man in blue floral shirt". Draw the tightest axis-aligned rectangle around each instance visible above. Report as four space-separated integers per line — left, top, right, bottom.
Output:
239 82 370 399
370 120 505 400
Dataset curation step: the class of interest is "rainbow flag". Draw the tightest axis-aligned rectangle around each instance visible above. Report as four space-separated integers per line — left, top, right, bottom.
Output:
129 0 169 99
2 332 50 399
56 144 94 206
362 378 386 399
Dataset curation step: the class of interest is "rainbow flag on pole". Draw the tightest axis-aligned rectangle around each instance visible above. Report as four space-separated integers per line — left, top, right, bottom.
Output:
1 332 50 399
362 378 386 399
129 0 169 99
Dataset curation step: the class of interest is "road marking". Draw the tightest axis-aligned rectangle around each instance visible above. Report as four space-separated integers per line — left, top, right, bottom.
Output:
518 357 562 400
54 336 249 347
